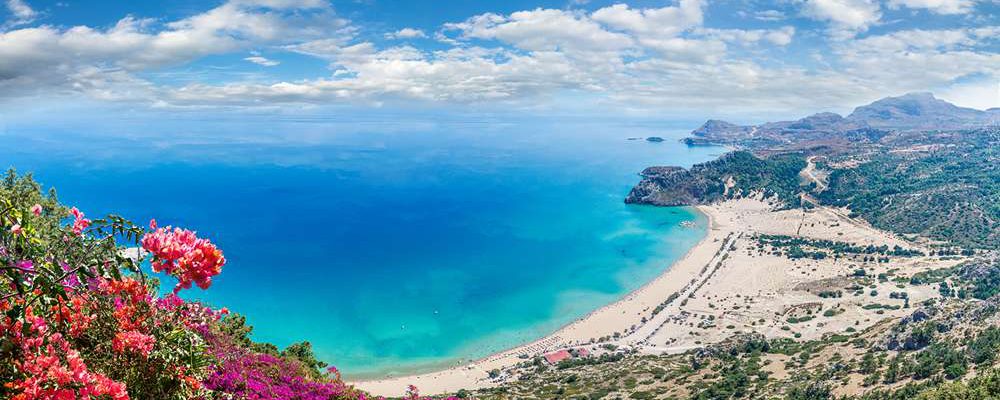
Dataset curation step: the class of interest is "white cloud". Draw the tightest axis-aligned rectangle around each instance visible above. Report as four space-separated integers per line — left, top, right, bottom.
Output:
845 28 989 54
697 26 796 46
4 0 36 26
591 0 704 37
887 0 977 14
245 55 280 66
588 1 722 61
832 28 1000 105
0 0 350 99
169 45 594 105
444 9 634 53
231 0 329 8
751 9 787 21
802 0 881 36
384 27 427 39
5 0 34 19
0 0 996 119
936 79 1000 110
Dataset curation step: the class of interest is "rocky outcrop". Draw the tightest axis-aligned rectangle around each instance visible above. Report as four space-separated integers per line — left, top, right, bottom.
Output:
691 120 752 138
626 151 806 207
625 166 706 206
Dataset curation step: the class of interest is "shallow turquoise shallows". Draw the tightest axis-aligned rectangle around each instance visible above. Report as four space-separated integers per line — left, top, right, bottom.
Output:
1 119 724 379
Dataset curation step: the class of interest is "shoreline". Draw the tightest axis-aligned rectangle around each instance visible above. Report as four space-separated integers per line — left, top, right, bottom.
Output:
353 198 956 397
352 205 726 396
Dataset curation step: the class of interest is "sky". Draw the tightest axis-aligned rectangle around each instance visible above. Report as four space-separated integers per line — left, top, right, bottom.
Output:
0 0 998 123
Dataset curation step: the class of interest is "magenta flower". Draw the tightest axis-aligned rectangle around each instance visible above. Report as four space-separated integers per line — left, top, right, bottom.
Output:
15 260 33 272
30 204 42 216
61 261 80 288
69 207 91 235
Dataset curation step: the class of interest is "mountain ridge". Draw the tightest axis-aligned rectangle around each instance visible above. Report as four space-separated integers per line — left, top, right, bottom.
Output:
689 93 994 148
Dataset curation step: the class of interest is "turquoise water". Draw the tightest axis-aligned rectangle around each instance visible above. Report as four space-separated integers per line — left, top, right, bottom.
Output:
0 119 723 378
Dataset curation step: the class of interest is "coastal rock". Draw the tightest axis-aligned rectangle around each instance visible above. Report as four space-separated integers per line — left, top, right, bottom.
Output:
625 166 704 206
625 151 806 207
690 120 755 144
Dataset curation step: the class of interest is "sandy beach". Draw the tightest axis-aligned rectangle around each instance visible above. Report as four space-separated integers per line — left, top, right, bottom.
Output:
353 197 963 396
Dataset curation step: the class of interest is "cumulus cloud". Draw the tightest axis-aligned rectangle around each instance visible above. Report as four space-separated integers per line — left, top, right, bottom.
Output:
444 9 634 53
0 0 997 117
588 0 720 61
384 28 427 39
0 0 350 99
802 0 881 36
591 0 704 37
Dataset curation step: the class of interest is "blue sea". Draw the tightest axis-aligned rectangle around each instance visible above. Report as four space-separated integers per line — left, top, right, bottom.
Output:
1 118 723 378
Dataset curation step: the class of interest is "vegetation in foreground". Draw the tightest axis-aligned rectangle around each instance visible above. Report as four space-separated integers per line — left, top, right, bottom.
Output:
0 171 453 400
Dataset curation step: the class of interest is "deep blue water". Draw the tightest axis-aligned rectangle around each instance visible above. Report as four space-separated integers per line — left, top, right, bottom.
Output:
0 119 723 378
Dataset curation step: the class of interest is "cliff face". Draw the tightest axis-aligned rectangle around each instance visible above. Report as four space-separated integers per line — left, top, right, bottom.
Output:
626 151 806 207
625 166 706 206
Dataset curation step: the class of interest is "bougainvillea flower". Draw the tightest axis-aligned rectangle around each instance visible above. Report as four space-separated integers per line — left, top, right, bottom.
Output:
69 207 91 235
141 222 226 293
15 260 33 272
112 330 156 358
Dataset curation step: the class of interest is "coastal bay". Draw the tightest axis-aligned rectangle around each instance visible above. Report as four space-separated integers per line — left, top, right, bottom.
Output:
357 196 963 396
0 121 724 380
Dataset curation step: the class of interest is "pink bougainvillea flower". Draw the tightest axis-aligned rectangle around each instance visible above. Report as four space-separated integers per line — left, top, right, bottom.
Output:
141 222 226 293
15 260 33 272
112 330 156 358
99 278 153 331
60 261 81 288
30 204 42 216
7 309 130 400
54 296 95 338
10 224 23 236
69 207 91 235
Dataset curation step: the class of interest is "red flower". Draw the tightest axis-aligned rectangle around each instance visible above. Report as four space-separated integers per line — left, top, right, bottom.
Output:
54 296 95 338
112 330 156 358
99 278 153 331
141 223 226 293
